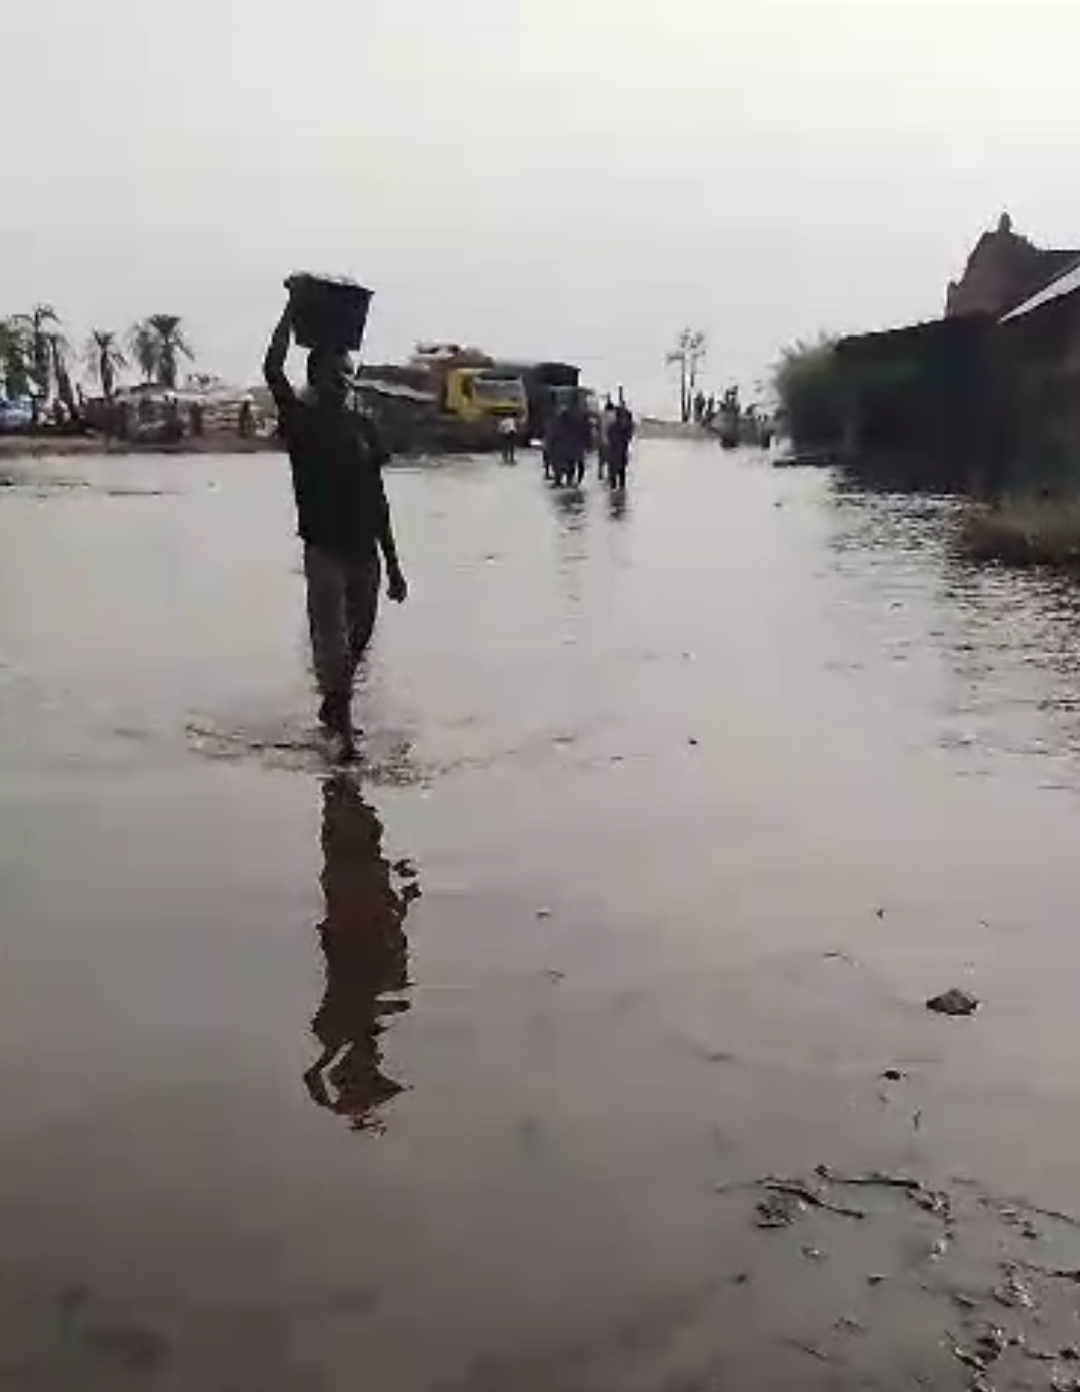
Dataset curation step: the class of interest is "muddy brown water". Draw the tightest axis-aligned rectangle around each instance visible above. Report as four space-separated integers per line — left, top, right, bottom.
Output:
4 444 1080 1390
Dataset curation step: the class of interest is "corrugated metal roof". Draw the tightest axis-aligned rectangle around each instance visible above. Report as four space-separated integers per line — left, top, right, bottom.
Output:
1001 257 1080 322
356 377 435 404
837 314 988 358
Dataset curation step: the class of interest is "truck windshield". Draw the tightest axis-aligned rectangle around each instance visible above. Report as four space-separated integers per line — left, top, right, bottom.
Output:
472 378 525 405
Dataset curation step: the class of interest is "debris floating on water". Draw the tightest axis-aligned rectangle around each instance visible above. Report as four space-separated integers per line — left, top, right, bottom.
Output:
747 1178 868 1229
927 988 980 1016
993 1264 1035 1310
755 1191 804 1229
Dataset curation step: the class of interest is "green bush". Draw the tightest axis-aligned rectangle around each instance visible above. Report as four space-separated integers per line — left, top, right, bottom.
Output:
772 338 844 448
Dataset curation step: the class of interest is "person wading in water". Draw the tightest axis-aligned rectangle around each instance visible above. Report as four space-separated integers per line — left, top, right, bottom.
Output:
265 288 408 762
607 393 635 490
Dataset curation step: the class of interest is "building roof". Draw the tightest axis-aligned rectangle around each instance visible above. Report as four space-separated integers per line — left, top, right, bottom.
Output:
946 214 1080 319
1000 256 1080 322
837 314 989 360
356 377 436 404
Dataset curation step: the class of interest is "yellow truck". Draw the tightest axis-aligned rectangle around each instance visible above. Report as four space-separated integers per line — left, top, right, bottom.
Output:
443 366 528 438
405 345 527 448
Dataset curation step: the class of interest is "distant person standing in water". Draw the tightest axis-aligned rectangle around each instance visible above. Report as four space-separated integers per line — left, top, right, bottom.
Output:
497 414 517 464
598 396 617 480
565 392 591 486
608 393 635 490
264 289 408 762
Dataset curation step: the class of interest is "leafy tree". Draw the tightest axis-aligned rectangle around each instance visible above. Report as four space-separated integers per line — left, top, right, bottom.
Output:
772 337 845 448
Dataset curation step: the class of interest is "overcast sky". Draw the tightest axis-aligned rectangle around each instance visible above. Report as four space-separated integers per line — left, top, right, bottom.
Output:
7 0 1080 409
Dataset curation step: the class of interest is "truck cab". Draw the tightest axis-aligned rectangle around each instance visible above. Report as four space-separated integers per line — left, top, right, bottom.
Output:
445 368 528 436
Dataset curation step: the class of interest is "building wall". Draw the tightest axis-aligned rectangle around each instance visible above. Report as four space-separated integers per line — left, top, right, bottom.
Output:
997 296 1080 490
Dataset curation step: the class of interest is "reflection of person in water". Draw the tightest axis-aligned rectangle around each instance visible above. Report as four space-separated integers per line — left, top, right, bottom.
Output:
304 774 418 1132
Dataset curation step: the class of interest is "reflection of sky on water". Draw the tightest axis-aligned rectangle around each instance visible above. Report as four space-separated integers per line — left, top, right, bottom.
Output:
821 485 1080 779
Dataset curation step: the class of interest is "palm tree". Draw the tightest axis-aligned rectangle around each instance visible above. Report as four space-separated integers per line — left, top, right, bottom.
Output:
149 314 192 390
666 328 708 423
49 333 78 420
86 330 126 403
129 314 193 390
0 318 31 399
14 305 62 422
128 321 158 384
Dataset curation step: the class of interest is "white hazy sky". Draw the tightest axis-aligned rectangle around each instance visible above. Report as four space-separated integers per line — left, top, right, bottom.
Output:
8 0 1080 410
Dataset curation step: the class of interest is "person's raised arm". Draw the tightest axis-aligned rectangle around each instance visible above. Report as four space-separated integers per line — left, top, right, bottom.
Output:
263 301 295 407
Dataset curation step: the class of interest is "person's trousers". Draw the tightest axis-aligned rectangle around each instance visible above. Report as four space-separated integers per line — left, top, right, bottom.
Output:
303 543 381 700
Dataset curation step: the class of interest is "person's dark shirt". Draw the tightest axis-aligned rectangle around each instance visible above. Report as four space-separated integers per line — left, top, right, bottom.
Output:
610 406 635 448
271 381 390 561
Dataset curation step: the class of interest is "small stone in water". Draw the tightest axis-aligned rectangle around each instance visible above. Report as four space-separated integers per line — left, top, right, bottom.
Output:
974 1327 1007 1362
926 988 980 1016
881 1068 905 1081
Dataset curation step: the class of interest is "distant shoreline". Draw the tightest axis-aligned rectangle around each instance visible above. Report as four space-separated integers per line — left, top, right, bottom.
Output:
637 418 711 440
0 434 278 460
0 418 709 462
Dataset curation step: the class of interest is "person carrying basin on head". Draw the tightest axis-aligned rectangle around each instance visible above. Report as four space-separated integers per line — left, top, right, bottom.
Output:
264 276 408 763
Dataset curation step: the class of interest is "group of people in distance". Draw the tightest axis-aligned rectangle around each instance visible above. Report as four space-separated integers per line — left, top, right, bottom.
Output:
543 391 635 489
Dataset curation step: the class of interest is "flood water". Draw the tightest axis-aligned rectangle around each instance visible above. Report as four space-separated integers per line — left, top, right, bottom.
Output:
5 442 1080 1389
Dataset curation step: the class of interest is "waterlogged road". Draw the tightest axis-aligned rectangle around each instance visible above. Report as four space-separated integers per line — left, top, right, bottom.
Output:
4 444 1080 1389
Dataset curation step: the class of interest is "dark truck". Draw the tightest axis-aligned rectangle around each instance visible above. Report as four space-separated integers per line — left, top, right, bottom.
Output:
490 360 581 443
